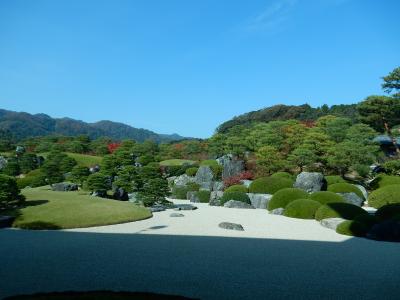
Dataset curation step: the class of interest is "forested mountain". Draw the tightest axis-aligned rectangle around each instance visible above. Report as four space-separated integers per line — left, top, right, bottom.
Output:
216 104 358 133
0 109 185 142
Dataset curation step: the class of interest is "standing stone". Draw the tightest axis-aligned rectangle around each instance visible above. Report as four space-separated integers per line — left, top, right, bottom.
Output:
223 200 254 209
247 193 272 209
217 154 245 180
209 191 223 206
174 174 195 187
213 181 224 192
219 222 244 231
338 193 364 207
294 172 327 193
195 166 214 190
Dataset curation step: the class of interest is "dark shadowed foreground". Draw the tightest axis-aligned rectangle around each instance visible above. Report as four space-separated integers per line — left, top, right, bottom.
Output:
1 229 399 300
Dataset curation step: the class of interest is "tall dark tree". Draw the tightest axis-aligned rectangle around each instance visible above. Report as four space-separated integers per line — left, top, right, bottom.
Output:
382 67 400 98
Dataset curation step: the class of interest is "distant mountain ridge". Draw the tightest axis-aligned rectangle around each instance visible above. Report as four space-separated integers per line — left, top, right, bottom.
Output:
0 109 186 142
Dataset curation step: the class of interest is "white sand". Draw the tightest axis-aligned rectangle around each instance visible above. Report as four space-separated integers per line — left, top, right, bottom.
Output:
1 200 400 300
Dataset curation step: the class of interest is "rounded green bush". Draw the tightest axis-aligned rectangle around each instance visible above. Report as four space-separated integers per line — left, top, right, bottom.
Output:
309 191 345 205
220 191 251 205
196 190 211 203
283 199 322 219
371 175 400 190
353 213 379 229
185 167 198 177
375 203 400 220
368 185 400 209
336 220 368 237
327 183 364 200
249 177 294 194
267 188 309 211
315 202 368 221
271 172 293 180
325 175 346 185
225 184 248 193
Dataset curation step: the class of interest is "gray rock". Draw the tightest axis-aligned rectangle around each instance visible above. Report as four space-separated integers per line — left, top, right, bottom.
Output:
294 172 327 193
51 182 78 192
217 154 245 180
113 187 129 201
0 156 7 170
218 222 244 231
167 176 177 186
213 181 224 192
320 218 346 231
355 185 368 200
128 192 138 202
150 205 167 212
89 165 100 173
195 166 214 189
0 215 15 228
241 180 253 188
209 191 223 206
170 213 184 217
247 193 272 209
174 174 195 187
174 204 198 211
223 200 255 209
338 192 364 207
269 208 285 215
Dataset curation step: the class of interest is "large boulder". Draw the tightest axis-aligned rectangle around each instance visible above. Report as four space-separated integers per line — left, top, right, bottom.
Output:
338 193 364 207
294 172 327 193
51 182 78 192
219 222 244 231
223 200 254 209
174 174 195 187
0 156 7 170
209 191 223 206
113 187 129 201
217 154 245 179
195 166 214 190
320 218 346 231
213 181 224 192
247 193 272 209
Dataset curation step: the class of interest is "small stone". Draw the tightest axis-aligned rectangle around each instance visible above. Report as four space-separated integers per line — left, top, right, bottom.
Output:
174 204 198 211
170 213 184 217
269 208 284 215
320 218 346 230
219 222 244 231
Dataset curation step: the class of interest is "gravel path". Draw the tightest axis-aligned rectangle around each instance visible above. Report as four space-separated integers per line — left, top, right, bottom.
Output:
1 200 399 299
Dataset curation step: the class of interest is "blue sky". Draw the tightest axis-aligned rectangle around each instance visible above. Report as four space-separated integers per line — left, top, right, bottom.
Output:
0 0 399 138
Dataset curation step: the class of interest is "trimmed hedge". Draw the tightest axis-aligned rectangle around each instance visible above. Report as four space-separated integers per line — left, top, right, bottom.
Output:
185 167 199 177
315 202 368 221
249 177 294 194
327 183 364 199
271 172 293 180
309 191 345 205
267 188 309 211
225 184 248 193
220 191 251 206
283 199 322 219
196 190 211 203
336 220 368 237
368 185 400 209
371 175 400 190
325 175 346 185
375 203 400 220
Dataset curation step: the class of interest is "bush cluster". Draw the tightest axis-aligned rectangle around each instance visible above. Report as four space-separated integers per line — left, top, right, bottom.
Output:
283 199 321 219
271 172 294 180
267 188 308 211
185 167 199 177
225 184 248 193
249 177 293 194
370 175 400 190
196 190 211 203
315 202 368 221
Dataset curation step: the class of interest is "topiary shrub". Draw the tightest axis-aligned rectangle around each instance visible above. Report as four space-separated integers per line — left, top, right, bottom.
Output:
220 191 251 206
185 167 199 177
196 190 211 203
267 188 309 211
249 177 294 194
315 202 368 221
225 184 248 193
283 199 322 219
327 183 364 199
368 185 400 209
309 191 345 205
370 174 400 190
325 175 346 185
375 203 400 220
353 213 379 229
271 172 293 180
336 220 368 237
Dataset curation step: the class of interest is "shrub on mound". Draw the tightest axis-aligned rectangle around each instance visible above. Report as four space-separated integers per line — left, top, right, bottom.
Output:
196 190 211 203
283 199 322 219
336 220 368 237
368 185 400 209
185 167 199 177
309 191 345 205
220 191 251 206
375 203 400 220
315 202 368 221
249 177 293 194
225 184 248 193
325 175 346 185
267 188 309 211
271 172 293 180
370 174 400 190
327 183 364 200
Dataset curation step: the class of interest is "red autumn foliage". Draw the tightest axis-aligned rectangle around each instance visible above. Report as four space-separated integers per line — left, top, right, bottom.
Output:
223 171 254 187
107 143 121 153
300 120 316 128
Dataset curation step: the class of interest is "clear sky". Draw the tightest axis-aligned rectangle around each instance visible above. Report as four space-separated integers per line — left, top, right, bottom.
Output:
0 0 399 138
